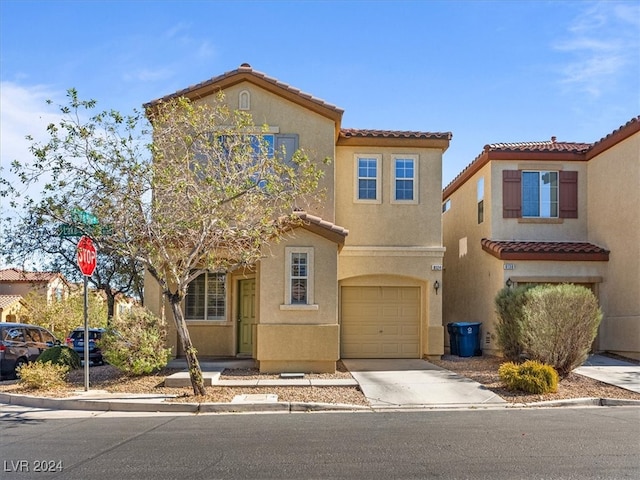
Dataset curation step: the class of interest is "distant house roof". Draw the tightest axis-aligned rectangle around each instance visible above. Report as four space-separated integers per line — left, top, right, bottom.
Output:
338 129 452 150
443 116 640 199
0 294 23 309
144 63 344 125
481 239 610 262
0 268 62 283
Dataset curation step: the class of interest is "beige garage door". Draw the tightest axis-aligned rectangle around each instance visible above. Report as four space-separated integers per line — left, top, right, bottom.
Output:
341 286 420 358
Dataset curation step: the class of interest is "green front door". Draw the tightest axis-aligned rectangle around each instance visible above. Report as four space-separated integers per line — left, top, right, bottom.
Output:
238 278 256 355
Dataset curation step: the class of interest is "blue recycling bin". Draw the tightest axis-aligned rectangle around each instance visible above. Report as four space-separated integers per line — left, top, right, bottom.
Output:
448 322 482 357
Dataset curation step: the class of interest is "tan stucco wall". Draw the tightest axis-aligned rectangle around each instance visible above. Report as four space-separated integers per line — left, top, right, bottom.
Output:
490 161 589 241
196 82 336 221
335 146 443 247
256 324 339 373
587 131 640 359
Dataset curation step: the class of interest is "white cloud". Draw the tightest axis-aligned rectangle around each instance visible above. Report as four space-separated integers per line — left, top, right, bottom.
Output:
0 82 62 173
553 1 640 97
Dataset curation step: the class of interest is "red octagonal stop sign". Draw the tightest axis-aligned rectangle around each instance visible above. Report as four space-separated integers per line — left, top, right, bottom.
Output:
77 236 97 276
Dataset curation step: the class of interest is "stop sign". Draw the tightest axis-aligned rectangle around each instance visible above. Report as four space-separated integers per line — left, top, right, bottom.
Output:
77 236 97 276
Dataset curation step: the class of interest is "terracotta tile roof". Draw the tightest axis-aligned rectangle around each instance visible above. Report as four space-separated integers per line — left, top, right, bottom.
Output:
587 115 640 159
144 63 344 118
340 128 452 141
481 239 610 261
294 212 348 245
483 140 592 153
0 268 60 283
0 294 23 309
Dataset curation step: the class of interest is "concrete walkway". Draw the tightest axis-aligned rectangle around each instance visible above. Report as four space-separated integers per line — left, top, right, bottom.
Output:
574 354 640 394
342 359 505 408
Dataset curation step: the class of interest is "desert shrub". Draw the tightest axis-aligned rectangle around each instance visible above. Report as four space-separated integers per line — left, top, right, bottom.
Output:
498 360 559 394
17 361 69 390
521 284 602 378
494 285 534 362
100 306 171 375
36 345 81 370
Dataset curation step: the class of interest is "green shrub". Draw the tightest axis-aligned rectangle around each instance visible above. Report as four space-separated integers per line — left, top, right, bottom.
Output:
100 306 171 375
36 346 81 370
521 284 602 378
498 360 559 394
494 285 533 362
17 361 69 390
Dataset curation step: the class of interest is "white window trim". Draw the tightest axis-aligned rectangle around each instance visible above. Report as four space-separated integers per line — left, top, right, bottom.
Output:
522 170 559 218
184 272 228 323
391 154 419 204
354 154 382 204
281 246 318 310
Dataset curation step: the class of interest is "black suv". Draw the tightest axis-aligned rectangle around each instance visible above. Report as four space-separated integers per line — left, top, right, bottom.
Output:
66 328 106 365
0 323 60 379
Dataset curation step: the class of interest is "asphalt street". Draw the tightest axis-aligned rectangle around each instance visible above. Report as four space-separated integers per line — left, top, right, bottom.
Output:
1 407 639 479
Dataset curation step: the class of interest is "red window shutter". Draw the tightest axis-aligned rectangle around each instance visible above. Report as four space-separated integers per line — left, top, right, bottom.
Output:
502 170 521 218
559 171 578 218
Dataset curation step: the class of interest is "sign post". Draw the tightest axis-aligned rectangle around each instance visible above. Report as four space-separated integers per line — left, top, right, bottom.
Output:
77 236 97 391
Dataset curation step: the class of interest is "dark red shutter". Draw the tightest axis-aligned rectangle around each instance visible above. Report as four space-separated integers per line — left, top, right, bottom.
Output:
559 171 578 218
502 170 521 218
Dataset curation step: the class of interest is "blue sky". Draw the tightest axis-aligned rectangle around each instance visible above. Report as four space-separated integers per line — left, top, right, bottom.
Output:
1 0 638 189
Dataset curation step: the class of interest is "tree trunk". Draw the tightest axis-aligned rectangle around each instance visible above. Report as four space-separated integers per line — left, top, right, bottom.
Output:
168 296 206 396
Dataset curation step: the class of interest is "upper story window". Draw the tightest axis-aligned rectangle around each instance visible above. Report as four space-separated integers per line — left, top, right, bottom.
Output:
392 155 418 204
477 177 484 224
522 171 558 218
503 169 577 219
442 198 451 213
354 155 381 203
282 247 317 309
185 272 226 321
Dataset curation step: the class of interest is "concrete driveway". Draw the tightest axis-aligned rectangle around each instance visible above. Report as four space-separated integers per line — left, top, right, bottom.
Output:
342 359 506 408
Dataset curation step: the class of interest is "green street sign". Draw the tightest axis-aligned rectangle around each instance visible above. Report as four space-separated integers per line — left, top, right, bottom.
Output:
58 224 85 237
71 208 99 226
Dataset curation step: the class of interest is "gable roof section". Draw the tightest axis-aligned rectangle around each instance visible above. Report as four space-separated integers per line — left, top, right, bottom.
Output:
481 239 610 262
444 116 639 199
444 139 591 199
0 268 62 283
144 63 344 125
338 128 452 150
0 294 23 310
587 115 640 159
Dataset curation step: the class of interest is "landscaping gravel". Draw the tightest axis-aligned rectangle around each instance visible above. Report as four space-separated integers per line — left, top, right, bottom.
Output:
1 356 638 406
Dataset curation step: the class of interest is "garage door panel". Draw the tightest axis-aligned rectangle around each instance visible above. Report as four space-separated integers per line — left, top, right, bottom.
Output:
341 286 420 359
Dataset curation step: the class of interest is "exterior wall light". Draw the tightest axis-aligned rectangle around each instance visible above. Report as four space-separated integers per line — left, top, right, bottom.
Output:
433 280 440 295
505 278 513 288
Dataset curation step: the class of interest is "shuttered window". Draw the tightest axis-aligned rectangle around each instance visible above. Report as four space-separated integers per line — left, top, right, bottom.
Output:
502 170 578 219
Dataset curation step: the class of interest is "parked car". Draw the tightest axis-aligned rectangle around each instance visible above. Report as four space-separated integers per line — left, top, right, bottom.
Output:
66 328 106 365
0 322 61 380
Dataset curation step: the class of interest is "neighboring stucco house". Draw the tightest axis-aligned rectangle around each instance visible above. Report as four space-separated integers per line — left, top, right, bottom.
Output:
0 268 70 322
143 64 451 372
442 116 640 360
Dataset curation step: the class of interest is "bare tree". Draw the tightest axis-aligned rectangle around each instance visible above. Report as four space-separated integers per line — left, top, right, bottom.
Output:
1 90 325 394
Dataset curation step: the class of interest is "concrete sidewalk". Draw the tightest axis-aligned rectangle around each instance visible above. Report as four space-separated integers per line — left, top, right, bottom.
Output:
2 355 639 414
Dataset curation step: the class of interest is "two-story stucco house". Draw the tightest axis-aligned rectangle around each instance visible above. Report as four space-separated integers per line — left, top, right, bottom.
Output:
442 116 640 360
0 268 70 322
143 64 451 372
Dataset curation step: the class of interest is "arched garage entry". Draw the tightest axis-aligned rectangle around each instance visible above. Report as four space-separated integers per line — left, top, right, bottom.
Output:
340 276 424 358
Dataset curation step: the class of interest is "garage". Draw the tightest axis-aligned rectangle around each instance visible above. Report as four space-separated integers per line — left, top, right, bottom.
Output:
341 286 421 358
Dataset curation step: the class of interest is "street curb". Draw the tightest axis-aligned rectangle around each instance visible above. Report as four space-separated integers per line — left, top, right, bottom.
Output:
1 391 638 413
